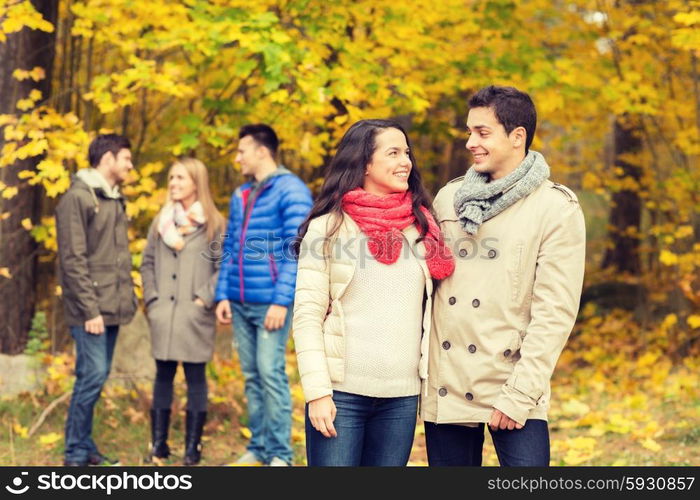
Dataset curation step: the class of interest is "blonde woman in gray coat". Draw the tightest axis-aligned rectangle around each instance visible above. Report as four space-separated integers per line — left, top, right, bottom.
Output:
140 157 225 465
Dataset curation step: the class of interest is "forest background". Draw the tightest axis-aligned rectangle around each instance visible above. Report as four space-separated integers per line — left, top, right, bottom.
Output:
0 0 698 466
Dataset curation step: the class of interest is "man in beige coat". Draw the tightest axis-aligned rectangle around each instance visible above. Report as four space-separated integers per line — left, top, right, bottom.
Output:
422 86 586 466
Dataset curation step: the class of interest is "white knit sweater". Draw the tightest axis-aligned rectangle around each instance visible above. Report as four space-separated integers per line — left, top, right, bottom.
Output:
332 235 425 398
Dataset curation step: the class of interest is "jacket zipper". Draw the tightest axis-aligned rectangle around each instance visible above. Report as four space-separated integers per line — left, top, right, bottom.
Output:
269 254 278 282
237 183 273 302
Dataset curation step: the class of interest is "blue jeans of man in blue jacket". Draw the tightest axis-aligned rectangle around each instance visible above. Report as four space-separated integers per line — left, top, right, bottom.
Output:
215 124 313 466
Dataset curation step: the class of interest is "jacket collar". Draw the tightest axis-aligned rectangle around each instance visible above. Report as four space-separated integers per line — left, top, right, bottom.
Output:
75 168 122 199
247 165 292 190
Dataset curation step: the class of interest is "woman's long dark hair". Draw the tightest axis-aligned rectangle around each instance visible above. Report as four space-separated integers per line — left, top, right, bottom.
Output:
293 119 434 256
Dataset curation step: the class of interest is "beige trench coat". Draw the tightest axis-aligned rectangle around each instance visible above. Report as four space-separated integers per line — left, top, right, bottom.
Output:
292 213 434 403
421 178 586 425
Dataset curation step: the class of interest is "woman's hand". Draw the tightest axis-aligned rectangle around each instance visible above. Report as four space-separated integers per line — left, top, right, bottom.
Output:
308 395 337 438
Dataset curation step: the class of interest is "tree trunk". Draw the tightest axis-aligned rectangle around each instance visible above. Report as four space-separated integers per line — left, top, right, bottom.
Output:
601 115 643 274
0 0 59 354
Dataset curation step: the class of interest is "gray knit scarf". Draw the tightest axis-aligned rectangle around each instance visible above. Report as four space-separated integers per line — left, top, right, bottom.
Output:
453 150 550 235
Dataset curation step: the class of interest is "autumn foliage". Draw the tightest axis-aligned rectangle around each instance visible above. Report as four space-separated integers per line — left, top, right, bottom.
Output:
0 0 698 465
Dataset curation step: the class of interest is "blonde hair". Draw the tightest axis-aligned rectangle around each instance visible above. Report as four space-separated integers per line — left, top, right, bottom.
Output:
166 157 226 242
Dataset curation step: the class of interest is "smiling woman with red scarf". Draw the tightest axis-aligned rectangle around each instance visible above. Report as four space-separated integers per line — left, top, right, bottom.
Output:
292 119 454 466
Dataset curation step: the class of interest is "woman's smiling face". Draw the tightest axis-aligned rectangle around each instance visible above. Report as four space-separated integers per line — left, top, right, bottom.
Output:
363 127 412 196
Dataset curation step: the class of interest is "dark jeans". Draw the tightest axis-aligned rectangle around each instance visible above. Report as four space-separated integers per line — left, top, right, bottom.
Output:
424 420 550 466
305 391 418 466
152 360 207 412
64 325 119 462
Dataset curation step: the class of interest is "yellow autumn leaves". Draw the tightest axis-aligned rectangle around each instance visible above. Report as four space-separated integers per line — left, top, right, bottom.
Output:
546 307 700 466
552 396 666 465
0 0 53 42
0 107 87 206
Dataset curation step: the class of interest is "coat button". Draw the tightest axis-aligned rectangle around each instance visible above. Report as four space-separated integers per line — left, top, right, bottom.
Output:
170 296 175 301
472 298 480 308
488 249 497 259
465 392 474 401
459 248 468 258
173 252 177 258
468 344 476 353
504 349 512 357
172 274 176 280
449 297 456 305
438 387 447 397
442 341 451 350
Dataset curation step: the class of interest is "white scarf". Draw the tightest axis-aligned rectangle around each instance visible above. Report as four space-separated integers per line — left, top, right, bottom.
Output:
157 201 206 250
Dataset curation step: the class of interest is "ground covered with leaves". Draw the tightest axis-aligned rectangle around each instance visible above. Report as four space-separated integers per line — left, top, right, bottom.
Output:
1 310 698 466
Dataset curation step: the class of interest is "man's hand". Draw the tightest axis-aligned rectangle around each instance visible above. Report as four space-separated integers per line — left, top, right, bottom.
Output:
194 297 206 308
489 409 523 431
85 315 105 335
308 395 337 438
216 299 232 324
264 304 287 331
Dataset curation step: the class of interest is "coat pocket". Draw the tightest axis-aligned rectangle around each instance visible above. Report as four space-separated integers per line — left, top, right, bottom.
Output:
501 330 524 363
189 299 216 330
90 269 118 315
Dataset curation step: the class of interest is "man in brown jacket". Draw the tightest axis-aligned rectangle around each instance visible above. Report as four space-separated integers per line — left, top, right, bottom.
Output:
56 134 137 466
422 86 586 466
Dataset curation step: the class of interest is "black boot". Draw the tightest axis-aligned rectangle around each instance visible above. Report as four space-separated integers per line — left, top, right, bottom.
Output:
147 409 171 462
183 411 206 466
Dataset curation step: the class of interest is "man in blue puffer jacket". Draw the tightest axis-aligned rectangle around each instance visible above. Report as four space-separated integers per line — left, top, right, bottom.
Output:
215 124 312 466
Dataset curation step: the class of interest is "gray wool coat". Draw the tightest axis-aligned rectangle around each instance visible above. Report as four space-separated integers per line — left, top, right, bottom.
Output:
140 221 222 363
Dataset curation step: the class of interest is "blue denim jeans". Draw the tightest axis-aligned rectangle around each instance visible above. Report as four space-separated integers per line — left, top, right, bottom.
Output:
424 420 550 466
231 301 293 464
305 391 419 466
64 325 119 463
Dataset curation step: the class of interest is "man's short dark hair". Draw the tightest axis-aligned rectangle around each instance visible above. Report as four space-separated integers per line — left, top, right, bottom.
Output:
239 124 279 156
468 86 537 153
88 134 131 167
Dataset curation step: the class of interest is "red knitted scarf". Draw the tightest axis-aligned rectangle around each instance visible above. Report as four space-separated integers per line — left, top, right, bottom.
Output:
341 188 455 279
